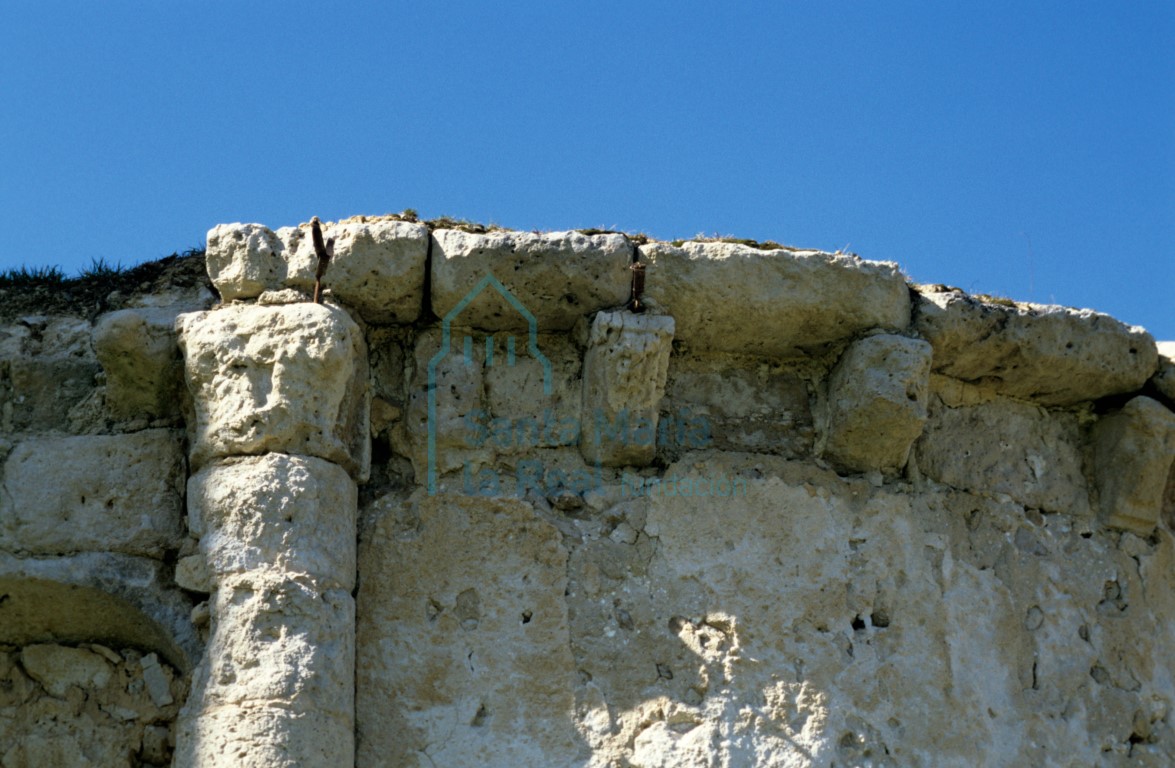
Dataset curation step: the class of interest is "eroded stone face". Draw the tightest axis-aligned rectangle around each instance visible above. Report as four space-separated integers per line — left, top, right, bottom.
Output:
639 241 910 356
205 223 285 302
431 229 633 332
1092 396 1175 535
914 288 1159 406
175 569 355 768
0 430 185 557
177 303 369 479
579 311 675 468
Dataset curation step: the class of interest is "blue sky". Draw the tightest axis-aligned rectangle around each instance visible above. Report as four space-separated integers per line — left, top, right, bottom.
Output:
2 2 1171 338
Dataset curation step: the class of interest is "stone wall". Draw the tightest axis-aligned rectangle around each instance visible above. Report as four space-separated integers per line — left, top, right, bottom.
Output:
1 214 1173 766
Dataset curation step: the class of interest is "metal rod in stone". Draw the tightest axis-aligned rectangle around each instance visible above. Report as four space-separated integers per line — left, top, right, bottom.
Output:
628 261 646 313
310 216 334 304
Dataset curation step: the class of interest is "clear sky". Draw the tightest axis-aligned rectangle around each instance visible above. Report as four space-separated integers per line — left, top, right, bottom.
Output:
2 2 1171 338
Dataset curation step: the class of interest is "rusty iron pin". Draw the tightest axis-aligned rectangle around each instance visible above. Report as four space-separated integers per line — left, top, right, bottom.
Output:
310 217 334 304
628 261 646 313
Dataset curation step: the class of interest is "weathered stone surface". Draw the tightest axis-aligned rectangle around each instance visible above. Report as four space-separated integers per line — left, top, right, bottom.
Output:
206 219 429 323
276 218 429 323
822 334 932 474
566 453 1175 766
580 311 675 467
177 303 369 479
916 394 1089 515
20 643 113 698
188 454 357 589
92 307 182 420
1 644 186 768
175 706 352 768
356 492 583 768
913 288 1158 406
0 430 185 557
1092 396 1175 535
639 241 910 356
176 571 354 768
431 229 633 332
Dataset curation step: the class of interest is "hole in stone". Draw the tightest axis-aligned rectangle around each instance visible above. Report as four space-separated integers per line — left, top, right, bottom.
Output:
851 616 866 631
870 610 890 628
656 663 673 680
1080 532 1092 539
521 610 532 624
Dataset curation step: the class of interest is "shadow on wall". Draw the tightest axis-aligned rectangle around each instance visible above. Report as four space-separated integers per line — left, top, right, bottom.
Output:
0 561 197 672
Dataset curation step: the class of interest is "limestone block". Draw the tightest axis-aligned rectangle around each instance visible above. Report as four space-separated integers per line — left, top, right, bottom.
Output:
430 229 633 332
355 492 581 768
188 454 357 590
0 430 185 557
638 241 910 356
661 361 814 458
579 311 675 467
208 220 428 322
174 554 211 593
0 317 97 434
205 223 285 301
916 396 1089 514
274 218 429 323
177 303 369 479
20 644 113 698
1153 341 1175 402
913 288 1158 406
822 334 932 474
1092 396 1175 535
92 307 182 420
